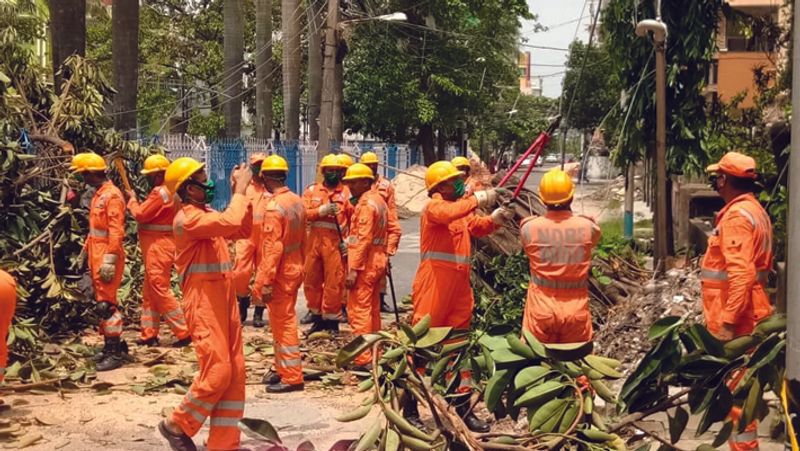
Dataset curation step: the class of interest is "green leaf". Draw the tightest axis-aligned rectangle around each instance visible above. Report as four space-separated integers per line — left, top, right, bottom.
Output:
668 406 689 443
354 418 382 451
688 324 725 357
490 348 528 365
415 327 452 348
238 418 281 444
385 428 400 451
597 275 612 285
484 369 512 412
713 421 734 448
648 316 683 340
336 334 382 367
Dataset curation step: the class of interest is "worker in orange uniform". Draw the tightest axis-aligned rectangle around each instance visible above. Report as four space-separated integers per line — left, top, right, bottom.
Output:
519 169 600 344
234 152 269 328
126 155 191 348
452 156 484 195
359 152 402 313
0 270 16 408
158 157 252 451
253 155 307 393
342 163 397 368
406 161 513 432
70 153 128 372
702 151 773 451
302 154 352 332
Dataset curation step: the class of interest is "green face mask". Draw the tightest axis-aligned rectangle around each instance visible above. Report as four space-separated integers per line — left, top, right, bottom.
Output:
453 178 466 198
323 172 341 186
251 165 262 177
349 196 358 206
189 179 216 204
73 173 84 184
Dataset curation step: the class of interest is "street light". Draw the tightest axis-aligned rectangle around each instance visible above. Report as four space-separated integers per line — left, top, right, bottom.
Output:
635 18 669 273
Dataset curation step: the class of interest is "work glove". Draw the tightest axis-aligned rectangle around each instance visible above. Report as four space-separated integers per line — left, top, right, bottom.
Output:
491 206 516 225
338 242 348 259
99 254 117 283
474 188 510 209
261 285 274 303
318 203 338 217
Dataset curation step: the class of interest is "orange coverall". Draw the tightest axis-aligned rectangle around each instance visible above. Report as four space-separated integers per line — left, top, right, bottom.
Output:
303 183 353 320
254 187 307 385
87 181 126 338
411 193 496 393
519 211 601 343
464 176 484 196
347 191 391 365
170 194 252 450
233 182 269 302
372 176 402 256
700 193 773 451
128 185 189 342
0 270 16 385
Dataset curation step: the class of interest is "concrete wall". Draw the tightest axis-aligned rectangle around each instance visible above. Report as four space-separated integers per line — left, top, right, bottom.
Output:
716 51 776 107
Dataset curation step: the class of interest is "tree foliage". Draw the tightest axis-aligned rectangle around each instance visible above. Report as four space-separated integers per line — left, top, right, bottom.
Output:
561 40 620 138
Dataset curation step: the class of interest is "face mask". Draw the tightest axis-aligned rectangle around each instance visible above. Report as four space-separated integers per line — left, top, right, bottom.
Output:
453 178 466 199
73 173 84 184
189 179 216 204
708 174 719 192
251 165 261 177
349 196 358 205
323 172 341 186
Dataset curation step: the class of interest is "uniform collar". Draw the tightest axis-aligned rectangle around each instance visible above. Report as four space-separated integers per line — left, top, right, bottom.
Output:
321 182 344 193
717 192 756 224
271 186 290 195
545 209 573 220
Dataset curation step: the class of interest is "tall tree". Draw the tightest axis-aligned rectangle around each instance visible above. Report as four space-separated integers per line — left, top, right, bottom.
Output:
111 0 140 135
255 0 274 140
223 0 244 138
282 0 302 140
48 0 85 90
307 0 324 141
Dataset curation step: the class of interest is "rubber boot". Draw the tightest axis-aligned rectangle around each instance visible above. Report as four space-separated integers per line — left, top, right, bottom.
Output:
402 392 425 430
92 340 112 363
322 319 339 334
238 296 250 325
96 337 126 372
380 293 395 313
455 398 490 433
306 317 328 335
300 311 319 325
252 306 266 328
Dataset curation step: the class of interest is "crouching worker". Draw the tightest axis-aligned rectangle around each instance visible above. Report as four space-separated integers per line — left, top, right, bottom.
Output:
158 157 252 451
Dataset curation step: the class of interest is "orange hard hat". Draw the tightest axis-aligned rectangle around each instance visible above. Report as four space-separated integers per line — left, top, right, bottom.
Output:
249 152 267 165
425 161 463 191
140 154 170 174
706 151 758 179
539 168 575 206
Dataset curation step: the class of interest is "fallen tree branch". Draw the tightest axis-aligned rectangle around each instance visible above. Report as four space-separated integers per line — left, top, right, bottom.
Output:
633 421 690 451
609 387 691 432
28 134 74 153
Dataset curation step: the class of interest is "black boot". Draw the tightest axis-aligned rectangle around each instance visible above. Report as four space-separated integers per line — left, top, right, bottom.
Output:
96 337 126 372
380 294 395 313
306 317 328 335
402 393 425 430
300 311 319 325
340 306 349 324
262 369 281 385
455 398 490 433
92 340 112 363
252 306 266 328
322 319 339 334
265 382 304 393
136 337 160 347
172 336 192 348
238 296 250 325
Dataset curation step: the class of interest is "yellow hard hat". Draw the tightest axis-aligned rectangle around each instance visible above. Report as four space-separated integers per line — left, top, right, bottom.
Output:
164 157 205 195
539 168 575 206
249 152 267 165
70 153 107 173
425 161 463 191
342 163 374 181
140 154 170 174
320 153 345 169
360 152 379 165
261 154 289 173
337 153 354 168
451 156 470 169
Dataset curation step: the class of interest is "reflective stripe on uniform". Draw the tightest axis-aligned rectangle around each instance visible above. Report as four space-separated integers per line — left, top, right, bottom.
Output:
277 358 302 368
215 400 245 411
275 344 300 354
185 407 206 423
284 242 302 254
530 275 586 290
732 431 758 442
700 269 728 281
372 238 386 245
139 223 173 232
141 320 158 327
186 392 215 411
209 417 240 427
158 187 171 204
737 209 757 227
310 221 339 231
184 262 232 277
420 251 470 265
90 228 108 237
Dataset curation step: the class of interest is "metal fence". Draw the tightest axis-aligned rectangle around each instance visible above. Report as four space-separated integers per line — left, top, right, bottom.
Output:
147 134 450 209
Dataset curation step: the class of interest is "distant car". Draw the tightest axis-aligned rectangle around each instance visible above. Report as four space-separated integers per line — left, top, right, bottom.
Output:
544 154 559 163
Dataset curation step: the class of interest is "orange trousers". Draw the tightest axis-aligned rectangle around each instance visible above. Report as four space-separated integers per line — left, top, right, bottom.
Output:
727 370 759 451
347 269 384 366
140 234 189 341
88 245 125 338
269 277 303 385
0 271 16 384
171 278 245 450
304 233 345 320
233 238 261 305
523 290 592 344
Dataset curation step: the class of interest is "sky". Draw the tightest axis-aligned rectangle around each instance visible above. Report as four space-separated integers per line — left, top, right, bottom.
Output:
521 0 593 99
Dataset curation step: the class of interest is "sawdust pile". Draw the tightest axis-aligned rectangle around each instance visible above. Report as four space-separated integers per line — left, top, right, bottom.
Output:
393 165 429 218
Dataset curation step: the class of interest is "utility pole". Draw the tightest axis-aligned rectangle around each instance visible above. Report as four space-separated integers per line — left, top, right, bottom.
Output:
784 0 800 446
635 18 668 273
318 0 339 157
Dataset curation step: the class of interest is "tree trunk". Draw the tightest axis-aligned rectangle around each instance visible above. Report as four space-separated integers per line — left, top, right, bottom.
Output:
255 0 273 140
282 0 301 140
223 0 244 138
48 0 85 92
307 0 323 142
112 0 140 136
331 60 344 143
436 127 446 160
420 123 436 165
